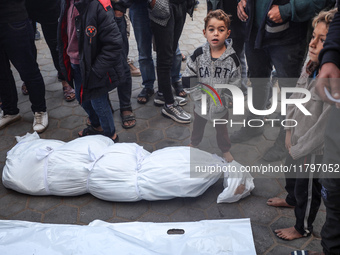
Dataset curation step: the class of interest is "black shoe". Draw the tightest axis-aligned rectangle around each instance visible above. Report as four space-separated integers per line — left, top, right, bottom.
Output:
154 92 187 106
161 101 191 123
172 80 187 97
230 126 264 143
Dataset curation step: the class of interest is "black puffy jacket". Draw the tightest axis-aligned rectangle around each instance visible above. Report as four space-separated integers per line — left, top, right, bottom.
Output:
58 0 125 103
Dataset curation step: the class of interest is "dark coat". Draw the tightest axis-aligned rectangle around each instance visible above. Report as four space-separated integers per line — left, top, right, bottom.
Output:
58 0 125 103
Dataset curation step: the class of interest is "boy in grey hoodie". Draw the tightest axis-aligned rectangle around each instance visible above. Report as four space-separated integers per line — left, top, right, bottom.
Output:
183 10 241 162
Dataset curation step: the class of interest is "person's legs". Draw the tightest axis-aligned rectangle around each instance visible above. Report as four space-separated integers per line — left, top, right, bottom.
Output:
129 2 155 90
1 19 46 114
191 111 207 147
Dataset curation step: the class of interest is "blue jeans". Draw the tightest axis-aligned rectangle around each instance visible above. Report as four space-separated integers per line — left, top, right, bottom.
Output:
0 18 46 115
114 15 132 112
71 64 116 137
129 1 182 91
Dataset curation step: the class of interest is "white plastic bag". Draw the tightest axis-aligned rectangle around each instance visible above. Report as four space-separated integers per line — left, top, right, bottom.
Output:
0 219 256 254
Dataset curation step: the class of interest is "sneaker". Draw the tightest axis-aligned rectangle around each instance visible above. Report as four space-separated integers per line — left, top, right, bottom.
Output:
0 113 21 130
128 62 141 77
230 125 264 143
154 92 187 106
33 112 48 133
161 101 191 123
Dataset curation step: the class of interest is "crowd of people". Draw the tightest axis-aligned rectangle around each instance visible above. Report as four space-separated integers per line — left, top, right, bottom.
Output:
0 0 339 254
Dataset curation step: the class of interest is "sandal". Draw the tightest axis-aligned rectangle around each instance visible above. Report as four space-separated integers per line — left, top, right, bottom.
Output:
112 134 119 143
120 111 136 129
62 85 76 102
181 53 187 62
137 87 154 104
78 126 103 137
22 83 29 96
172 80 187 98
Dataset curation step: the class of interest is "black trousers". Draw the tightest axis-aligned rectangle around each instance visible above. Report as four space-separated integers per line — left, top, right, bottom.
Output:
150 1 187 104
320 106 340 255
284 153 323 236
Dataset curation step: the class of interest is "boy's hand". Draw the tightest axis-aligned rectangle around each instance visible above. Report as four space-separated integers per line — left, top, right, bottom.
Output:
237 0 248 22
268 5 283 23
285 130 291 150
316 62 340 108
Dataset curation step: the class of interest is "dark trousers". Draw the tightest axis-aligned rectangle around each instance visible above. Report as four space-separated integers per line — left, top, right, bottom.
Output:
150 1 187 104
284 154 323 236
245 27 306 119
191 111 231 153
32 20 65 81
320 106 340 255
0 18 46 115
115 15 132 112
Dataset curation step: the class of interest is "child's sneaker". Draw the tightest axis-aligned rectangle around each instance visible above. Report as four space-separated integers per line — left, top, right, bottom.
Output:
33 111 48 133
154 92 187 106
161 101 191 124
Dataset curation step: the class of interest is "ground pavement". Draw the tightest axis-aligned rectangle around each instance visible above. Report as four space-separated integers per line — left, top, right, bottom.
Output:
0 4 326 254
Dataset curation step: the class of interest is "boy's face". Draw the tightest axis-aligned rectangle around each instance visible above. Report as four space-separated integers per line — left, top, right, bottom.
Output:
203 18 231 50
309 22 328 63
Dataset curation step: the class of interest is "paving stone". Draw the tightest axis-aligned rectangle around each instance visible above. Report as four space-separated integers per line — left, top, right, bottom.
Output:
148 115 174 129
0 134 16 151
117 131 138 143
150 198 184 215
165 125 190 140
79 199 114 224
49 106 74 119
116 201 149 220
28 196 62 212
270 216 312 248
43 128 71 141
266 245 295 255
124 119 148 133
251 223 275 255
205 203 244 219
59 115 85 130
0 193 28 217
184 186 217 210
251 178 283 198
304 238 323 253
133 106 159 119
154 139 182 150
170 207 206 222
138 211 171 222
239 196 278 225
138 129 164 143
46 96 62 110
43 205 78 224
138 142 154 153
18 100 32 114
63 194 93 207
230 144 261 166
10 209 42 222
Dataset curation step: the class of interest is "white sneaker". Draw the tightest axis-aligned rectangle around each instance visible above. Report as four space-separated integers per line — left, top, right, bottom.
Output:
0 113 21 130
33 112 48 133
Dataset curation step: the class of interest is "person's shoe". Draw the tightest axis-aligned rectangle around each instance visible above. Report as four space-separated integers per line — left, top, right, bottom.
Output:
161 101 191 124
230 126 264 143
154 92 187 106
0 113 21 130
263 130 287 162
129 63 141 76
33 112 48 133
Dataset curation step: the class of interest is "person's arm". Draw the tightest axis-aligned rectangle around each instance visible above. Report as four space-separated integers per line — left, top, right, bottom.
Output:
269 0 327 23
182 48 200 88
316 9 340 107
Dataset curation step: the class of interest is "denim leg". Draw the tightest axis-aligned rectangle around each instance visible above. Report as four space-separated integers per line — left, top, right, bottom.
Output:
115 15 132 111
171 44 182 83
71 63 100 128
91 93 116 137
129 1 155 90
0 19 46 113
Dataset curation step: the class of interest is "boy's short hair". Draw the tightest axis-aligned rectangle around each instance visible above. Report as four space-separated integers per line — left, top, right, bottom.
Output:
204 9 231 30
312 8 338 29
